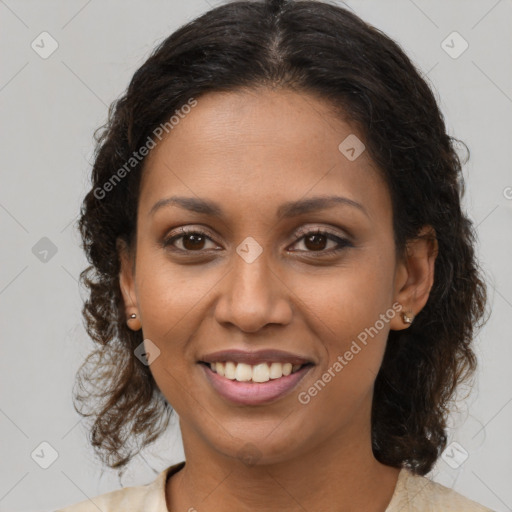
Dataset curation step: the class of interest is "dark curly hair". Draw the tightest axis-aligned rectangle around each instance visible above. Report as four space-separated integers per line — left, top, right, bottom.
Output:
74 0 489 479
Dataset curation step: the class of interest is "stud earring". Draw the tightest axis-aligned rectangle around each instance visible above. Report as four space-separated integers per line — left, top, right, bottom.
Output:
402 310 414 324
126 312 142 331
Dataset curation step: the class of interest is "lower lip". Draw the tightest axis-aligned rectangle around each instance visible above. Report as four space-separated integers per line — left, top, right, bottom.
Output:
200 363 313 405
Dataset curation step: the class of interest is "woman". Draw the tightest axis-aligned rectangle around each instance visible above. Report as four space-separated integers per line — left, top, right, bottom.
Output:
57 0 494 510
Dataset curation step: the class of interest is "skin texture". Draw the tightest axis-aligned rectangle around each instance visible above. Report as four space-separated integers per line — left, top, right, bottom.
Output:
118 88 438 512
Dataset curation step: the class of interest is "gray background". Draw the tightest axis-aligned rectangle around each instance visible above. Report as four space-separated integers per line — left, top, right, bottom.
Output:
1 0 511 511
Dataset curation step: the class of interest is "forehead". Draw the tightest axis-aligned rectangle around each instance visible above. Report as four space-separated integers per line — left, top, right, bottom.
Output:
139 88 390 225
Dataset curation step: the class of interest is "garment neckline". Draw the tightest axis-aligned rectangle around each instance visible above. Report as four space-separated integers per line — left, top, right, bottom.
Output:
160 461 408 511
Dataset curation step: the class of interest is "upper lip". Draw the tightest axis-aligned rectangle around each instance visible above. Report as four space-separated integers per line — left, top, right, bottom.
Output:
199 349 314 366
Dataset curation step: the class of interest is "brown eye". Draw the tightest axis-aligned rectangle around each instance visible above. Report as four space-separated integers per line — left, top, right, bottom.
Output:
303 232 329 251
162 228 218 252
290 228 352 255
162 226 352 258
181 232 207 250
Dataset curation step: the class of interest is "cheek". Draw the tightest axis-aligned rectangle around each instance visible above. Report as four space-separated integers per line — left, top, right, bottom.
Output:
135 249 217 342
293 250 394 339
295 315 390 435
294 253 394 401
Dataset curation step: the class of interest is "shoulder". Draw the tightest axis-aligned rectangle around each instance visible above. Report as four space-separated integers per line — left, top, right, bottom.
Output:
55 461 185 512
386 468 496 512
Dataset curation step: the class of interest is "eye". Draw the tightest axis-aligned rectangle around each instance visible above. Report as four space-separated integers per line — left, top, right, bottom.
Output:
289 227 352 256
162 226 352 256
162 227 219 252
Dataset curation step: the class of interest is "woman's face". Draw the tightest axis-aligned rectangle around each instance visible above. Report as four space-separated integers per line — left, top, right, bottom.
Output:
119 88 430 465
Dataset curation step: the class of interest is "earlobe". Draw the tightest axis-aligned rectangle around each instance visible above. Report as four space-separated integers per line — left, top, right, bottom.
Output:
117 237 142 331
390 225 438 331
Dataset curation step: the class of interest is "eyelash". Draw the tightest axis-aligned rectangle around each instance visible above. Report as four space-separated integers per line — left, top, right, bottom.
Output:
162 226 352 257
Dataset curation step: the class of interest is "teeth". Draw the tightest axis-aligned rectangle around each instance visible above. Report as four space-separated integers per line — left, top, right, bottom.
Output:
216 361 225 377
225 361 236 380
252 363 270 382
208 361 303 382
235 362 252 381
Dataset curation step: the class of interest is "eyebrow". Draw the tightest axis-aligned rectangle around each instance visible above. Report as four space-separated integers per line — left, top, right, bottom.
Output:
149 194 369 220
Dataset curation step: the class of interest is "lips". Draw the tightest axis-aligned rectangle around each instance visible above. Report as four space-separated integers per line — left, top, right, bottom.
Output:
197 348 315 405
200 362 313 405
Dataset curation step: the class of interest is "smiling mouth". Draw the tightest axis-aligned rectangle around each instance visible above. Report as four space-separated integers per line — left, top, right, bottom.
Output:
198 360 313 383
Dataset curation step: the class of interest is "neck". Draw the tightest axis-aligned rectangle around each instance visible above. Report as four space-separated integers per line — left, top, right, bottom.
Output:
166 418 400 512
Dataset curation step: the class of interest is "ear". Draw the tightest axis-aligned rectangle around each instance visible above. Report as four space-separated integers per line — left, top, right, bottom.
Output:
389 225 438 331
117 237 138 315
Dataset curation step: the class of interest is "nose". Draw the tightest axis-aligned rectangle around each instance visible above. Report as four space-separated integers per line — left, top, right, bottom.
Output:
213 245 293 333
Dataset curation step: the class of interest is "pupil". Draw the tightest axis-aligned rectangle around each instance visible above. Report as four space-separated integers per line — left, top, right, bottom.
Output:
306 234 326 251
183 234 204 250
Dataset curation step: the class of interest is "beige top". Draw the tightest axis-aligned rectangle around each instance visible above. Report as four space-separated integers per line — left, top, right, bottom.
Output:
56 461 495 511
